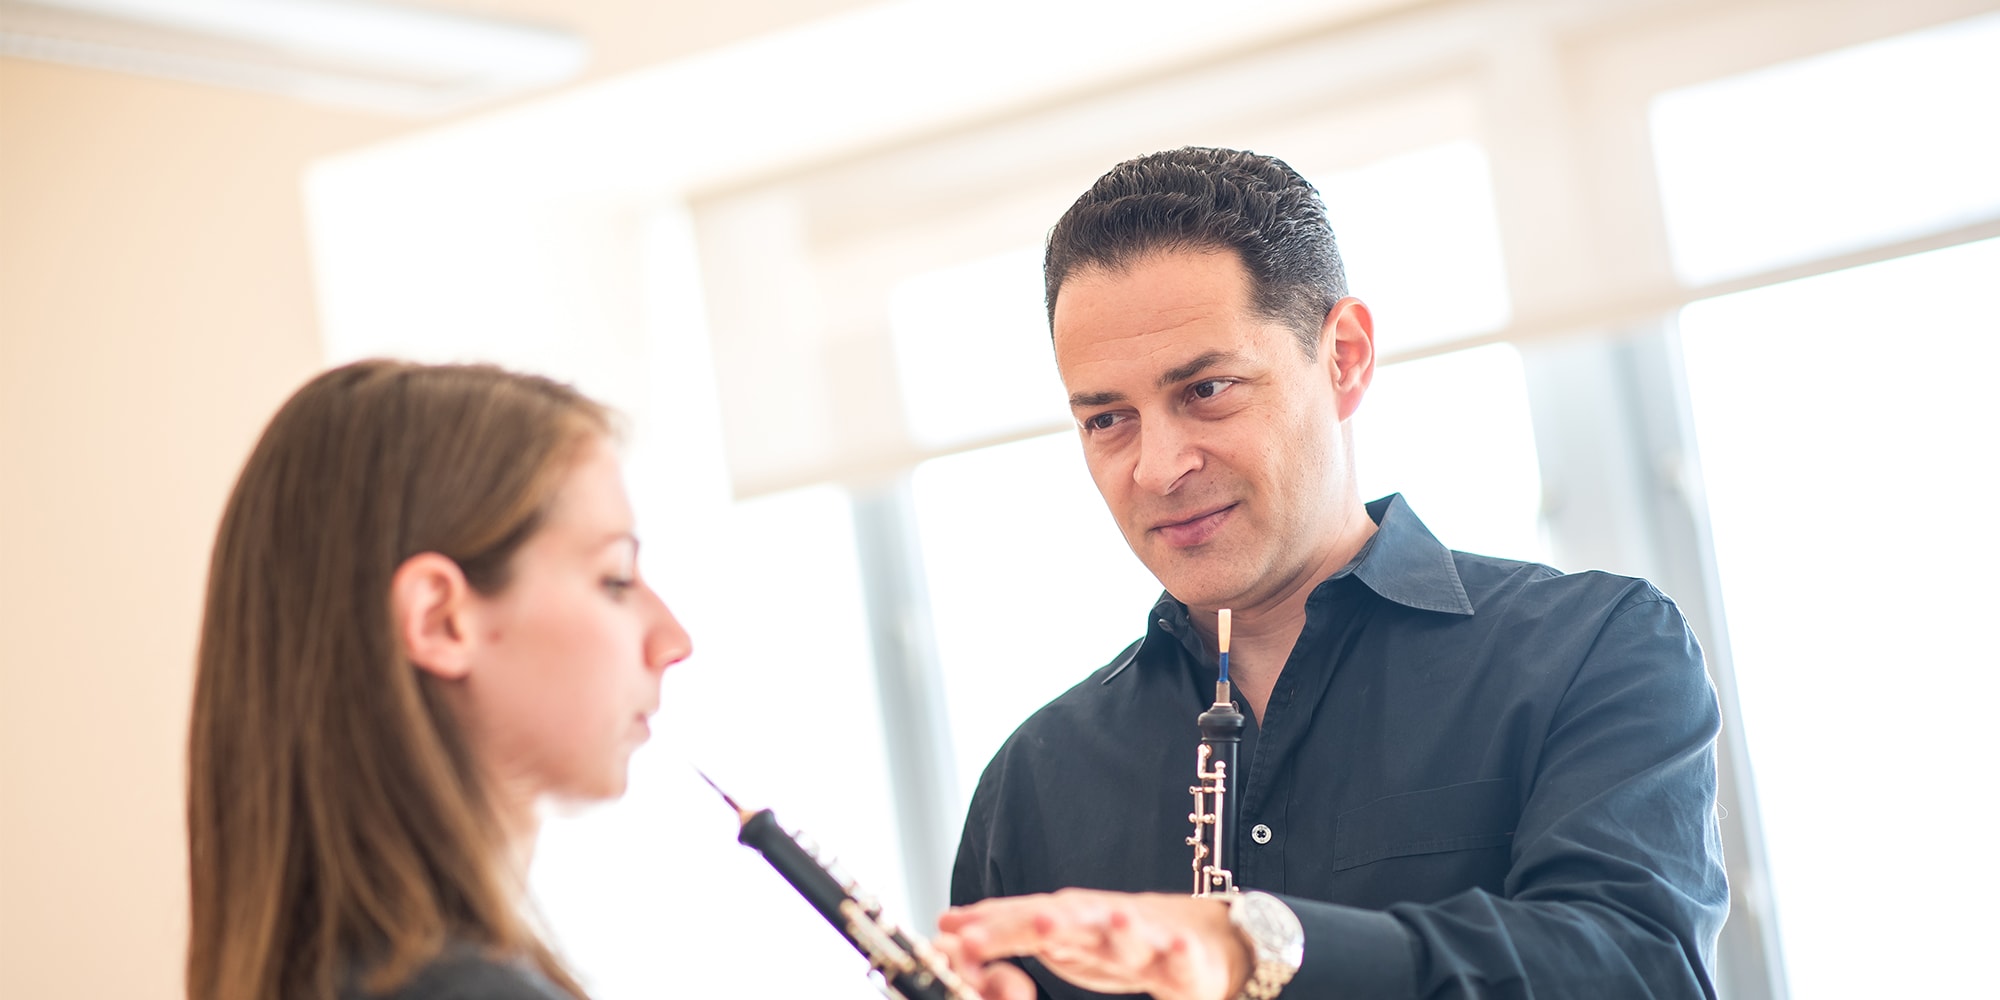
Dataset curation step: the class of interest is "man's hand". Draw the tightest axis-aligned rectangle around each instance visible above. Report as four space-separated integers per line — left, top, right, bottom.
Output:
933 889 1251 1000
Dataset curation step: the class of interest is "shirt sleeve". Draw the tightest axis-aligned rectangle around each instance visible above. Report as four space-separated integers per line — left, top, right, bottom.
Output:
951 744 1006 908
1283 593 1730 999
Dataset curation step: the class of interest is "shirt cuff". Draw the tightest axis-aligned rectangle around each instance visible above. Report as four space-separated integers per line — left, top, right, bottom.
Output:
1277 894 1415 999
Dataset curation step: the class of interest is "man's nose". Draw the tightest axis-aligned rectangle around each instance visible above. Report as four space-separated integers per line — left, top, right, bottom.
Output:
1132 419 1200 495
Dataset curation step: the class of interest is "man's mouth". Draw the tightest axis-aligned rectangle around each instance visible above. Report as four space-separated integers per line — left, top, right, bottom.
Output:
1151 503 1237 548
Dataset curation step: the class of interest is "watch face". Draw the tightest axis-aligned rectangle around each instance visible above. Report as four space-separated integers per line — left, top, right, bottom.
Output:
1234 892 1305 966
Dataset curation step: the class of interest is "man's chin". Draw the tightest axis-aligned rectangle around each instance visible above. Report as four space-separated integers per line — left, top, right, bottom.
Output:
1148 564 1250 612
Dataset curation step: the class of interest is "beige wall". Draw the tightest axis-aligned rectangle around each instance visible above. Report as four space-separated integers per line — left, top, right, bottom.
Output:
0 57 395 998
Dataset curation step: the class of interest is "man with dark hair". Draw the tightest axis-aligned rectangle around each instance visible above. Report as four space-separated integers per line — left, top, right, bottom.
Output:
934 147 1728 999
1042 147 1346 355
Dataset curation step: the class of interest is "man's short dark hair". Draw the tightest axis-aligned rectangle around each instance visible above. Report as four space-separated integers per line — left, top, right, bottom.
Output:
1044 146 1347 357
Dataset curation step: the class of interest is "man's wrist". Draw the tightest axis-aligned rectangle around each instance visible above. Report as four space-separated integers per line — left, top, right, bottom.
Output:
1215 899 1254 1000
1224 891 1304 1000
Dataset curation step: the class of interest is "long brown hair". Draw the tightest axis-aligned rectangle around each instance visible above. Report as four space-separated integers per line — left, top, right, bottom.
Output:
188 360 612 1000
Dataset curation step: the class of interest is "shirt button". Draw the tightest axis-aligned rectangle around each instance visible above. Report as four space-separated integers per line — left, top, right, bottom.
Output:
1251 823 1273 844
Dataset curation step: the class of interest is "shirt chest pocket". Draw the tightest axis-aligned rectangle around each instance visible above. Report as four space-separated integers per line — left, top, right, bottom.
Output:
1331 777 1518 872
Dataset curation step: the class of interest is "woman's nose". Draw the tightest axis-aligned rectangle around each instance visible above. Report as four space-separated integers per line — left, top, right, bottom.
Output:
644 586 692 673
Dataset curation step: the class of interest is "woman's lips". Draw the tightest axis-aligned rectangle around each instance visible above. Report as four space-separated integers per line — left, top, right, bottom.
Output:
1153 504 1236 548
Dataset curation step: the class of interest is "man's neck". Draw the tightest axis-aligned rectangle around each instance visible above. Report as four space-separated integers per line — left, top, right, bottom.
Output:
1190 501 1378 720
1214 619 1301 722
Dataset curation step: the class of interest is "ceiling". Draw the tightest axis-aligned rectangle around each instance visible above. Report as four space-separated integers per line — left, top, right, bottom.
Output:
412 0 887 90
0 0 895 123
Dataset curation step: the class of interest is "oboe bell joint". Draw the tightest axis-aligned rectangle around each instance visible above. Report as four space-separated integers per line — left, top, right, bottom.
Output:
699 770 980 1000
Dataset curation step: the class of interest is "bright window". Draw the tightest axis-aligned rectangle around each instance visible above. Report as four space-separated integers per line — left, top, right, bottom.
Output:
532 484 899 1000
1314 141 1513 356
890 246 1067 450
911 432 1163 813
1678 238 2000 1000
1353 343 1548 564
1651 13 2000 286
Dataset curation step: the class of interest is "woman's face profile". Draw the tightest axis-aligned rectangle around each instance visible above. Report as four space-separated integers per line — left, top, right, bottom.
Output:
456 437 691 806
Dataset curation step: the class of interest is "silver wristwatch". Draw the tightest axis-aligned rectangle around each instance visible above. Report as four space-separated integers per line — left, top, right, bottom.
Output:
1225 891 1304 1000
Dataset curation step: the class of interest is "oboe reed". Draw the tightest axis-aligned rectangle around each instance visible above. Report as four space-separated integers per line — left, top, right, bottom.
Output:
1218 608 1232 685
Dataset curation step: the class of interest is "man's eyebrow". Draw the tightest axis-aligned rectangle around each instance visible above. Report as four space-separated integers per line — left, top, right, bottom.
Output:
1158 351 1243 388
1068 351 1251 409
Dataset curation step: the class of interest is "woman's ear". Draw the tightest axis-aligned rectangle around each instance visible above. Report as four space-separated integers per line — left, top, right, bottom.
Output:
391 552 476 681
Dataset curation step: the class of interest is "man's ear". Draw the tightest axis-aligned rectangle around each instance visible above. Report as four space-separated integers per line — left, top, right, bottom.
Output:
390 552 476 681
1320 297 1376 422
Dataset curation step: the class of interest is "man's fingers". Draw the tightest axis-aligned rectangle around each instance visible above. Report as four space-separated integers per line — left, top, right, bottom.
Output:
933 931 1039 1000
940 890 1238 1000
939 899 1044 961
942 892 1105 962
1135 928 1199 996
979 961 1040 1000
931 930 975 974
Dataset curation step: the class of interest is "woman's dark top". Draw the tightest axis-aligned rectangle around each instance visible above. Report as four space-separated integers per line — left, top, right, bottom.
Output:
340 946 573 1000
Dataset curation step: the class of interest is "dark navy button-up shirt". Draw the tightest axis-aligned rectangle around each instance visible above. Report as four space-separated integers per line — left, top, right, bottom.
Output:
951 495 1728 998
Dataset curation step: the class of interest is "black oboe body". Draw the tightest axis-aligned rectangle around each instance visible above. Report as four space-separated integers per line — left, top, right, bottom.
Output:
1190 680 1245 896
731 804 977 1000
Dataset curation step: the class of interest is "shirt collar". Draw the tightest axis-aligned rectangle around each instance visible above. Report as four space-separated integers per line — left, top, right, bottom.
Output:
1335 493 1475 616
1117 494 1473 681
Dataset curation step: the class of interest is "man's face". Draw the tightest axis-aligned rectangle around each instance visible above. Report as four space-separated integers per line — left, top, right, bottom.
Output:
1053 249 1364 613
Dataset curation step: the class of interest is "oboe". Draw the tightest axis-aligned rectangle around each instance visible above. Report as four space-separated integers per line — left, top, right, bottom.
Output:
1189 608 1245 897
700 772 979 1000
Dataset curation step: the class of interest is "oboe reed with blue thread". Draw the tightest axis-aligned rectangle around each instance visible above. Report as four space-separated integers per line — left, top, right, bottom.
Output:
1217 607 1232 687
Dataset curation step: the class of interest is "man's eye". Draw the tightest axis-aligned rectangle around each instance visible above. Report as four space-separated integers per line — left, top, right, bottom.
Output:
1084 413 1121 432
1190 379 1232 400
